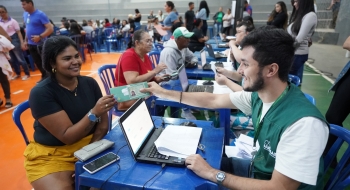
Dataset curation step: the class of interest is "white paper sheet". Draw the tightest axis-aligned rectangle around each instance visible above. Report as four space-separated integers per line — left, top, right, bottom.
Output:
209 61 236 71
154 125 202 158
225 146 243 158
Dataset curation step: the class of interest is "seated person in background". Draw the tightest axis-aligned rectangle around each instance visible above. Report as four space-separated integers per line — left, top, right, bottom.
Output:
69 22 85 36
148 10 156 23
188 18 209 53
148 17 162 43
159 26 198 75
82 20 94 36
59 21 70 36
103 18 111 28
117 20 130 39
141 27 329 190
24 36 116 190
59 17 67 29
114 30 169 87
228 20 254 65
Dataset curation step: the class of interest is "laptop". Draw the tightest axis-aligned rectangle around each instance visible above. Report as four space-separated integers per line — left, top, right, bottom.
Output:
178 64 214 93
119 98 186 166
205 43 227 59
201 49 224 71
214 36 229 48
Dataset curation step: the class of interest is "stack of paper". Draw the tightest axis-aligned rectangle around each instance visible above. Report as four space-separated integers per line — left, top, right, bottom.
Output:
154 125 202 158
225 134 260 159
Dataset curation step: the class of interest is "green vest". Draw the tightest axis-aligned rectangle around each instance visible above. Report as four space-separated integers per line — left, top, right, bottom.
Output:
251 84 328 190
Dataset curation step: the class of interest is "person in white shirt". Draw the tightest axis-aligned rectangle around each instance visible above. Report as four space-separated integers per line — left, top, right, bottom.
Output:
141 26 328 190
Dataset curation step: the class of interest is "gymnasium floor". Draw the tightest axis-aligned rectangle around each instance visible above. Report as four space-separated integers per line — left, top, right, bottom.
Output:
0 48 349 189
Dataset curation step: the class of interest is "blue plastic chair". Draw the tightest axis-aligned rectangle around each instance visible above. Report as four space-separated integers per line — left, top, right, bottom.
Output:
12 100 30 145
153 43 164 52
304 93 316 105
103 28 118 53
324 124 350 190
288 74 300 86
148 51 160 69
97 64 124 130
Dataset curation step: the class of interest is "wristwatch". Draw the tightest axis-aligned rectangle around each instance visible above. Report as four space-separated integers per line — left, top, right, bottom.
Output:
216 171 226 185
87 110 100 122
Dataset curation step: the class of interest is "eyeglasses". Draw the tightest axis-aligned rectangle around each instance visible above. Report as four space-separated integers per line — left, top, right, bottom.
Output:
140 39 153 44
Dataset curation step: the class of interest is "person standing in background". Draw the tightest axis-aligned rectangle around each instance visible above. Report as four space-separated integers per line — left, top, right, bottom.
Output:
287 0 317 85
221 8 234 37
196 0 210 36
244 0 253 16
0 25 13 108
21 0 53 83
184 2 195 32
161 1 178 41
157 10 165 24
0 5 30 81
267 1 288 29
134 9 142 30
213 7 224 36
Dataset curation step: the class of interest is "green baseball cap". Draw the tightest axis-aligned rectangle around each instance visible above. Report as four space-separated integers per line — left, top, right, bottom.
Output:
173 27 194 39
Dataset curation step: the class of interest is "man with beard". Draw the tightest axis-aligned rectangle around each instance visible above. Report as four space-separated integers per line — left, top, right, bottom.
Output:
141 27 328 190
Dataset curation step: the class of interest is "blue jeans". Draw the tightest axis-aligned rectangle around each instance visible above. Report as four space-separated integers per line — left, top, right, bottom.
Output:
290 54 308 84
134 22 141 30
10 33 30 76
215 22 222 35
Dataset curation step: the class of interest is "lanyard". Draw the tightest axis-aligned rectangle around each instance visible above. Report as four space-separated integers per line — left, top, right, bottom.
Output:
252 85 289 149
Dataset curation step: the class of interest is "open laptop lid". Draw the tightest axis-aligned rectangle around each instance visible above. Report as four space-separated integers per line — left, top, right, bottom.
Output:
177 64 189 92
119 98 156 160
205 43 216 58
200 49 206 64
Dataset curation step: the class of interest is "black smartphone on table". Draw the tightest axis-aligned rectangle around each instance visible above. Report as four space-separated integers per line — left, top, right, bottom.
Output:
83 152 120 174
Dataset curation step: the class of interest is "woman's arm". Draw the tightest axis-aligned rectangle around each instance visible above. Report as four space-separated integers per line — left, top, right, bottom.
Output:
89 112 108 143
124 63 167 84
294 13 317 43
197 9 206 19
0 26 11 41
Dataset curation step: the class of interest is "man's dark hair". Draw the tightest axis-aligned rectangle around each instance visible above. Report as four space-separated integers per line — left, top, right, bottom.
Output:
166 1 175 10
42 36 78 76
20 0 34 6
237 20 255 33
82 20 88 27
189 2 194 6
240 26 295 82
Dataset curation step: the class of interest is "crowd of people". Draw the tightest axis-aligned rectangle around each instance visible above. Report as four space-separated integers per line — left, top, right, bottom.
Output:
0 0 349 189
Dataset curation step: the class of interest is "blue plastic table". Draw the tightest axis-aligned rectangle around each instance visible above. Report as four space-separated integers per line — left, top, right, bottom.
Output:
158 79 231 145
206 44 229 51
75 116 224 190
186 61 235 79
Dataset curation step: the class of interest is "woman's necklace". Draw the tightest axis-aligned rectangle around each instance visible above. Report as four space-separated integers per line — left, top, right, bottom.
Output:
59 79 78 96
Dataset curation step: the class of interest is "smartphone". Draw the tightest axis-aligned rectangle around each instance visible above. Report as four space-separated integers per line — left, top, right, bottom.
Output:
83 152 120 174
162 72 178 80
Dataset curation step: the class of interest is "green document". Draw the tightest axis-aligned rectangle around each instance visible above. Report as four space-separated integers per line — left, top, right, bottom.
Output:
109 82 150 102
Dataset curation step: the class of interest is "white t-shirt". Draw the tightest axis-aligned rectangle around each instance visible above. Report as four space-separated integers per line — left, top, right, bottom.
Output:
229 91 329 185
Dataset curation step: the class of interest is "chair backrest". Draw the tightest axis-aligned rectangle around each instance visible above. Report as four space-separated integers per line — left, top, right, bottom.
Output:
148 51 160 69
154 43 164 52
97 64 117 95
304 93 316 105
288 74 300 86
12 100 30 145
70 34 85 46
104 28 116 41
324 124 350 190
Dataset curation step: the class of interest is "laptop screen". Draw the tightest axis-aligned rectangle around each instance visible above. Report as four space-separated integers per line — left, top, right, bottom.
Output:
177 64 188 91
200 49 206 63
120 100 154 154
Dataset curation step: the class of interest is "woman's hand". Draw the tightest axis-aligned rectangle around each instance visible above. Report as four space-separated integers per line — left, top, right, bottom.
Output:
91 95 117 117
153 63 167 74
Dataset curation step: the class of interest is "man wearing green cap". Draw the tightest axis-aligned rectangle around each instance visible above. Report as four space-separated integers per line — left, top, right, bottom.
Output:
159 27 198 75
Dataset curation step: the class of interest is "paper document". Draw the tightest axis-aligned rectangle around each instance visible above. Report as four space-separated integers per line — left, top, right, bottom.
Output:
209 61 235 71
154 125 202 158
153 24 167 36
211 63 217 75
225 146 243 158
226 36 236 40
232 134 260 159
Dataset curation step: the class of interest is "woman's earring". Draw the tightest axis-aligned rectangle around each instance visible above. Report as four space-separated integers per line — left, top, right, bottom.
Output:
52 68 56 73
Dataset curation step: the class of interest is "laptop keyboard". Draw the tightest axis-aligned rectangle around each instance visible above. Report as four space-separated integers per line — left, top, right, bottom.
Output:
147 145 169 160
188 85 213 92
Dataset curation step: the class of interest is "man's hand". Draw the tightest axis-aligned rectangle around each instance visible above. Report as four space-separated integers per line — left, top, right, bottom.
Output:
153 63 167 74
215 73 228 86
21 42 28 50
140 81 165 97
31 35 41 43
216 67 228 77
185 154 217 180
229 39 237 47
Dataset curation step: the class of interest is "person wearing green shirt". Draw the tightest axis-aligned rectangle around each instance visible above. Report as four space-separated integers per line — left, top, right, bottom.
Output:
141 26 329 190
213 7 224 36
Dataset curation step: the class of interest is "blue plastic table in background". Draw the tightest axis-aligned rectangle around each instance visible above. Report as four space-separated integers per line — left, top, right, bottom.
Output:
75 116 224 190
158 79 231 145
206 44 229 51
186 61 235 79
